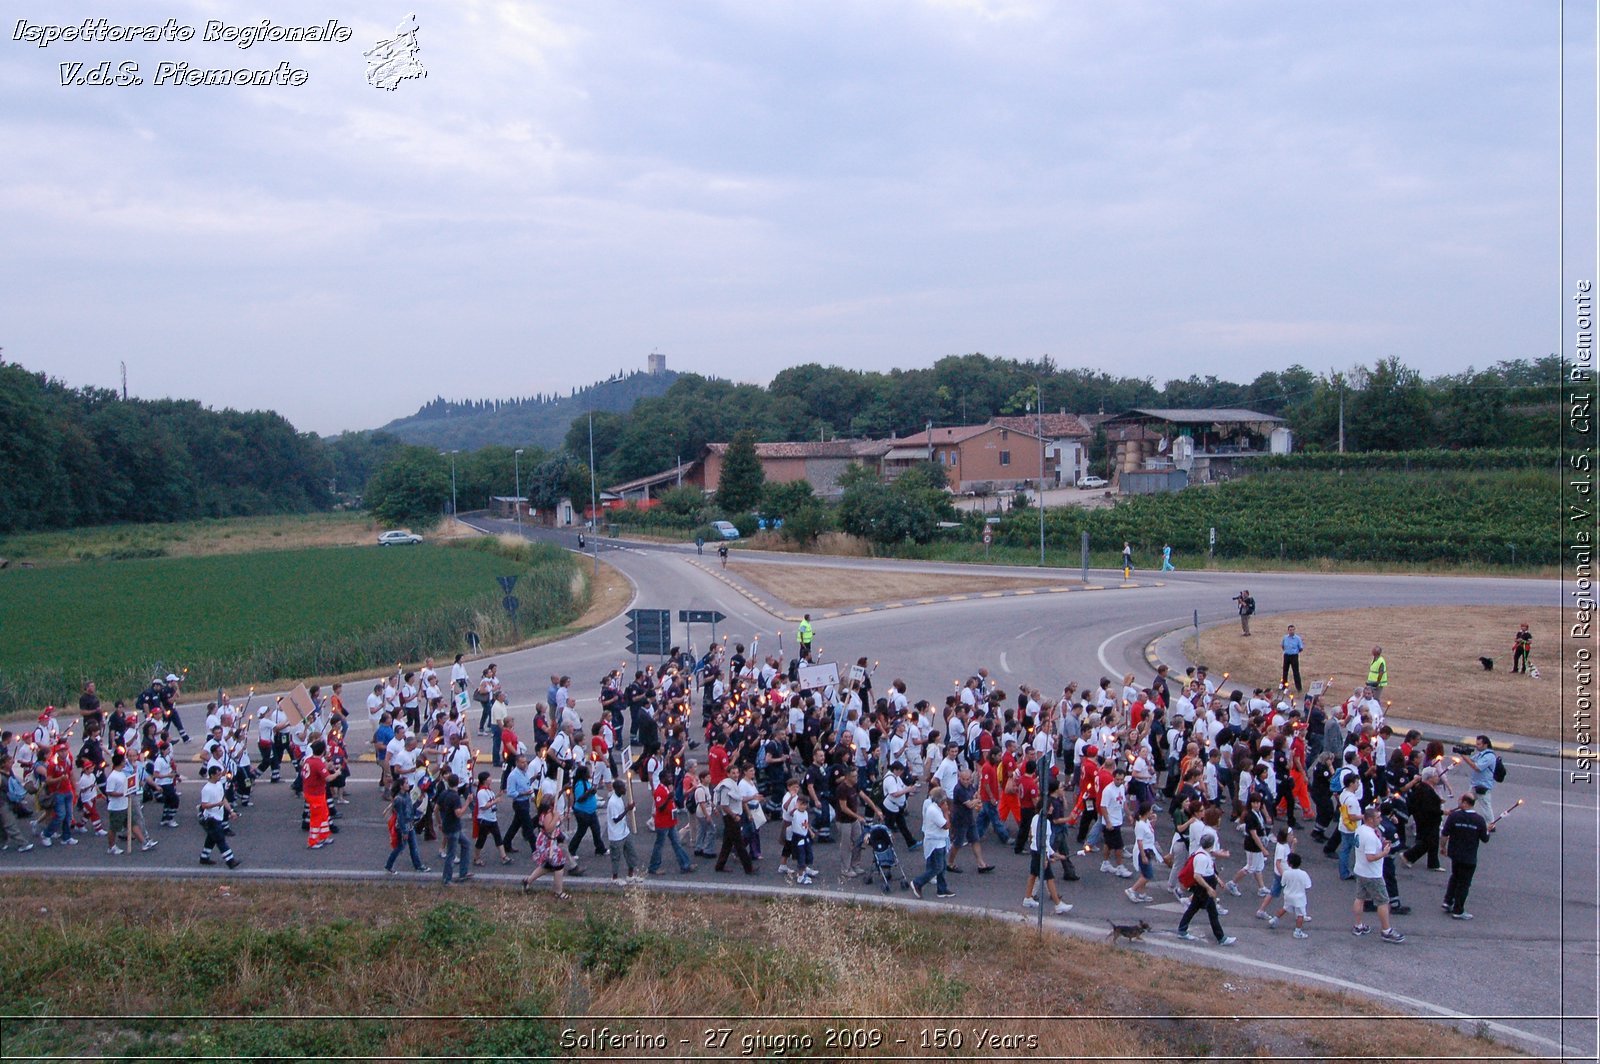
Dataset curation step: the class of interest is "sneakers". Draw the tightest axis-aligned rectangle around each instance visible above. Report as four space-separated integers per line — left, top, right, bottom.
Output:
1381 928 1406 943
41 837 52 848
1219 936 1238 946
1125 887 1142 903
1224 882 1242 897
936 889 957 898
1267 915 1280 929
1215 906 1229 916
1054 902 1073 915
1100 861 1114 873
909 881 922 899
63 836 78 846
1254 910 1271 921
1257 887 1273 897
1176 930 1200 941
1451 912 1474 920
95 828 108 837
108 845 124 855
1023 896 1040 908
798 873 816 884
1113 866 1133 878
1293 929 1310 939
1352 924 1372 936
777 864 793 874
15 843 33 853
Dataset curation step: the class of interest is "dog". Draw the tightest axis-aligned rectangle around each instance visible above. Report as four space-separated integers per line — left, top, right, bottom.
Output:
1106 918 1151 944
1479 657 1494 671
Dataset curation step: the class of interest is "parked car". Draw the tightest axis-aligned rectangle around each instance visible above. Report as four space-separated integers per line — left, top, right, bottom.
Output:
378 530 423 545
1076 475 1109 490
710 520 741 540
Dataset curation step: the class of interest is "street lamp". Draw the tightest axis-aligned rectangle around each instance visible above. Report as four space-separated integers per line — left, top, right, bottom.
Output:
514 448 524 537
587 411 600 577
440 450 458 518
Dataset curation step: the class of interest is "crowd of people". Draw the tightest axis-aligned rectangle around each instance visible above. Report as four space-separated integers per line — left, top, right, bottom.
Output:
1 632 1511 945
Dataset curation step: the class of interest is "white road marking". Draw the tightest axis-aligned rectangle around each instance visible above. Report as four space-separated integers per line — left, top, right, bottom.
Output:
1017 625 1044 640
1000 652 1012 674
1540 800 1600 810
1097 616 1188 678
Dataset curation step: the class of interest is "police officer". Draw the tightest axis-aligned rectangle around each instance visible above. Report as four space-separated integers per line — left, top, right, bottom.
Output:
797 615 815 663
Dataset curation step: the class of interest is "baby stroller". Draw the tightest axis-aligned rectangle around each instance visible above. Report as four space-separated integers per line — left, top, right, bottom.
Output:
865 821 912 893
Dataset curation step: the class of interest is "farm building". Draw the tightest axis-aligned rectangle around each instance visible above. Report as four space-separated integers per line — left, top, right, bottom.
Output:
1099 408 1291 491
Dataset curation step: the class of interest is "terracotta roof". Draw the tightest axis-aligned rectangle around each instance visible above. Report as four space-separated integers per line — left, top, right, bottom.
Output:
890 424 1024 447
705 439 889 459
606 461 699 494
988 414 1091 438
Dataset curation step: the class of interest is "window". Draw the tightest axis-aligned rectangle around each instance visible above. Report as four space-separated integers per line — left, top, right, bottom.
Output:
999 451 1011 466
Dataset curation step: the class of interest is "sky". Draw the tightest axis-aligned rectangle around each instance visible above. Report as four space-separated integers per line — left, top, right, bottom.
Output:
2 1 1594 435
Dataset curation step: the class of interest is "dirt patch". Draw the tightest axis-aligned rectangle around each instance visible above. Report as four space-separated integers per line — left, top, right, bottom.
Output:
572 557 633 630
729 562 1071 610
1182 606 1565 741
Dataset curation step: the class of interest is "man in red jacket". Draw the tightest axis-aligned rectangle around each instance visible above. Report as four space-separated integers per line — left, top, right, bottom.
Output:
303 740 332 849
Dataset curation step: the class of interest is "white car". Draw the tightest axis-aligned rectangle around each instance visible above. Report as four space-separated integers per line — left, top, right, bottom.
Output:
1076 476 1109 490
377 530 423 546
710 520 741 540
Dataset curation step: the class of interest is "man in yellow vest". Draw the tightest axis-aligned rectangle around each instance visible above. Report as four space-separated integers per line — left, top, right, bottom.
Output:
1366 646 1388 696
797 615 814 663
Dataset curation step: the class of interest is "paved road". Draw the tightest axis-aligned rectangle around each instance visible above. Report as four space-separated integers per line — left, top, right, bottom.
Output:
9 524 1592 1057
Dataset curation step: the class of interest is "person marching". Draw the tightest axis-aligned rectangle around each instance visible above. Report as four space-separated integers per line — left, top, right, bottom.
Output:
1440 792 1492 920
302 740 332 849
796 615 815 663
197 765 239 869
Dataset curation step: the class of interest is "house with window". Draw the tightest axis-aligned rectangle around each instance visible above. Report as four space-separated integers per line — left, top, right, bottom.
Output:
882 423 1046 493
986 413 1092 487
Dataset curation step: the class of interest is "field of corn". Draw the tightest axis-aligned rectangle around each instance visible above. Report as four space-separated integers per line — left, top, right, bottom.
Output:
0 538 581 717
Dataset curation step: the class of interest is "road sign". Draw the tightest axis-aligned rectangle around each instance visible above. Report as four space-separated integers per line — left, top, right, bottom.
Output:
502 595 520 617
982 528 993 545
678 610 726 625
797 661 840 691
497 575 520 593
465 630 481 653
627 609 672 657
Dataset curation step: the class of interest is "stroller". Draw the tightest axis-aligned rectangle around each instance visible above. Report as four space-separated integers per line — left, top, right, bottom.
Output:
864 821 912 893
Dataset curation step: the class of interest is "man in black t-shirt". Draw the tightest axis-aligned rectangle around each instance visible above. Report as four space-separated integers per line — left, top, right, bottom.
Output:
437 775 470 885
1440 793 1492 918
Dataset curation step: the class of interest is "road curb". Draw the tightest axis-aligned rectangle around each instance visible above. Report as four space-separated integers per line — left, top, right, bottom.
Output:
685 557 1156 623
1142 628 1582 762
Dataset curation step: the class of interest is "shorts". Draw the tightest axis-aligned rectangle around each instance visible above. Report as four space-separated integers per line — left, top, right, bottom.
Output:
107 809 129 833
1267 873 1283 899
950 819 978 846
1102 826 1125 851
1244 851 1265 874
1355 876 1389 905
1137 856 1155 880
1283 900 1307 918
1028 852 1055 880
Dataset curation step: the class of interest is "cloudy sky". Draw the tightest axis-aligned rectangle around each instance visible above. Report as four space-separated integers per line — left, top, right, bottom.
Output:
2 1 1593 434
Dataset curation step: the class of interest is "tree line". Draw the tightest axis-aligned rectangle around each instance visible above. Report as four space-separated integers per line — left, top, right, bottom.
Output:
0 363 331 535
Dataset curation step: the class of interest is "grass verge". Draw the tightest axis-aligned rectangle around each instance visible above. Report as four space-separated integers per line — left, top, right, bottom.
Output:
0 877 1530 1062
0 512 378 566
1181 606 1566 742
727 561 1068 610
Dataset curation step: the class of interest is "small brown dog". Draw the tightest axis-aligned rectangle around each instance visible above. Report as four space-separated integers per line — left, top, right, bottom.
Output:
1106 919 1151 944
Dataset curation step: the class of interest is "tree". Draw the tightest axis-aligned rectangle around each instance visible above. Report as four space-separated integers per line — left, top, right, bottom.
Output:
762 479 827 544
716 429 766 513
1347 357 1430 451
657 485 707 520
365 447 450 528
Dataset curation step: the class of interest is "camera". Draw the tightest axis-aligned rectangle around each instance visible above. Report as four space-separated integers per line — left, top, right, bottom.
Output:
1450 744 1473 756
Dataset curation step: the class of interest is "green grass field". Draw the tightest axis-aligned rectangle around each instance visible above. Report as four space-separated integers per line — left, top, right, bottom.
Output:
0 539 579 716
0 511 375 565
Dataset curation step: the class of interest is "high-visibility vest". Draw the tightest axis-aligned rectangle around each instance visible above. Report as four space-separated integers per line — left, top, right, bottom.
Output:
1367 657 1387 685
797 621 813 644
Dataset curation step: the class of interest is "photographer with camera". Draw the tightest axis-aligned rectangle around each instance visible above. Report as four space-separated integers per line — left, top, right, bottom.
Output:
1233 590 1256 636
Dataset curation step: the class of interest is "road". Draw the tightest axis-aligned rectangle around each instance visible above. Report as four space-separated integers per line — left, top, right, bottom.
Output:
9 521 1594 1058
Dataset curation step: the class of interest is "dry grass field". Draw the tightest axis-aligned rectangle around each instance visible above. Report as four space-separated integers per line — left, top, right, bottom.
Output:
1184 606 1565 741
728 561 1071 610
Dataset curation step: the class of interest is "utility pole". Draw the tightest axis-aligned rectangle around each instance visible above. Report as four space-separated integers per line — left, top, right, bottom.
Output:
513 448 524 537
925 419 933 464
440 450 458 518
1035 381 1046 567
1336 374 1345 454
120 361 127 400
587 411 600 578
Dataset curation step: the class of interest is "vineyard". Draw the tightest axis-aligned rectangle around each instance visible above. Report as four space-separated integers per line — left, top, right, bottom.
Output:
987 468 1560 566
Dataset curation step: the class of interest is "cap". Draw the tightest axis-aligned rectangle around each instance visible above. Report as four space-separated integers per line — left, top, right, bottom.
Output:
165 674 180 683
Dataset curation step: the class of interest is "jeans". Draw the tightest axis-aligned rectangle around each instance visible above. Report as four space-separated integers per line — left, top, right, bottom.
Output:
47 792 72 840
693 816 718 854
386 830 423 871
571 810 606 855
443 828 470 882
505 800 538 851
974 801 1011 845
489 724 503 766
477 699 493 732
649 824 693 872
1337 831 1358 879
912 843 949 893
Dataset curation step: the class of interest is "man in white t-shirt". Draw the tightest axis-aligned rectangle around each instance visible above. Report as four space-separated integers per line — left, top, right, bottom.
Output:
1098 767 1132 877
1176 832 1236 945
1352 806 1404 943
197 765 239 869
909 789 953 899
605 779 639 882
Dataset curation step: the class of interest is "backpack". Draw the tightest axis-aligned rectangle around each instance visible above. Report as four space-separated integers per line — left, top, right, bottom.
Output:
1492 754 1507 783
1177 852 1198 890
684 785 698 816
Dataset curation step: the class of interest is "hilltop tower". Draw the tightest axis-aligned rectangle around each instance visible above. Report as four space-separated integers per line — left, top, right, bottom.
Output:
647 352 667 375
